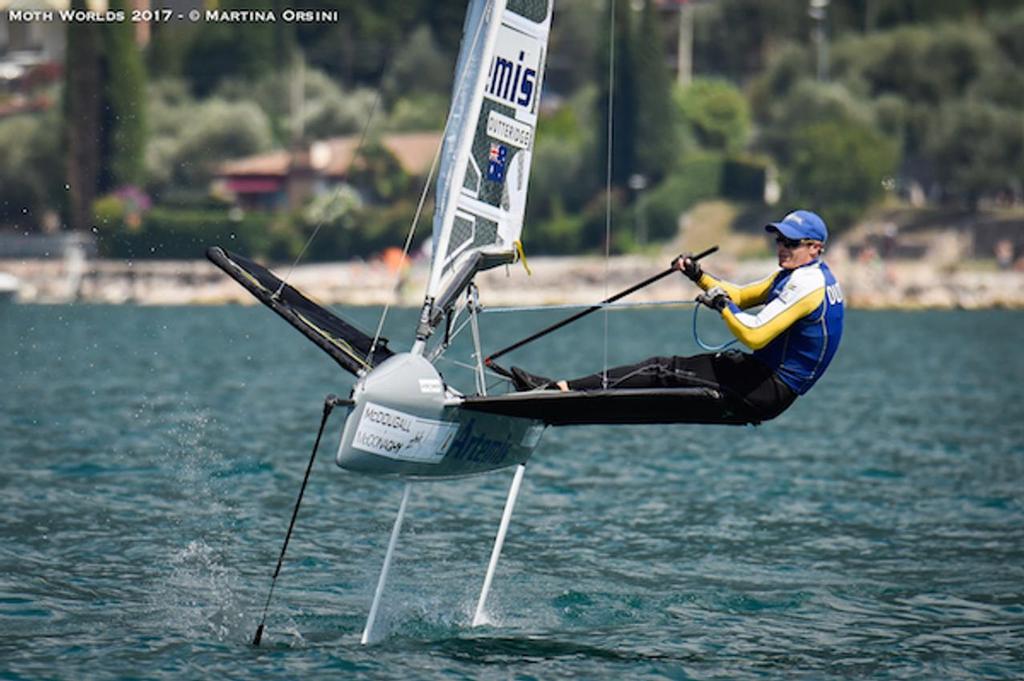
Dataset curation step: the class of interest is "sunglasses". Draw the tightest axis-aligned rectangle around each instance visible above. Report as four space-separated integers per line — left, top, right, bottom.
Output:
775 235 817 248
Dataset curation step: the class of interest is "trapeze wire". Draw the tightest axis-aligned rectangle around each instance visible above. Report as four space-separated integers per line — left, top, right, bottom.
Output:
480 299 697 314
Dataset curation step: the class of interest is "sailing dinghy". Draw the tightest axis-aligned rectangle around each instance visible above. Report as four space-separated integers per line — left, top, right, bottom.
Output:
209 0 752 644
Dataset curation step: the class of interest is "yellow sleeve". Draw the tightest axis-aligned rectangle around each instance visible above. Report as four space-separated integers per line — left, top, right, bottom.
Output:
722 287 825 350
697 271 777 309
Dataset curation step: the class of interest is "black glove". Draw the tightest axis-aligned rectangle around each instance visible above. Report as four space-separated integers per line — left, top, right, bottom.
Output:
674 253 703 282
696 286 731 312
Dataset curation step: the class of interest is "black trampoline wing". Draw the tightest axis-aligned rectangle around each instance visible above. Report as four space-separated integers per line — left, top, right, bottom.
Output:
207 247 392 376
461 388 758 426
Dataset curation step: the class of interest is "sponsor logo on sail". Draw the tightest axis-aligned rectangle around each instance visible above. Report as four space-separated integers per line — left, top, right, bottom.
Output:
486 49 537 108
486 110 533 149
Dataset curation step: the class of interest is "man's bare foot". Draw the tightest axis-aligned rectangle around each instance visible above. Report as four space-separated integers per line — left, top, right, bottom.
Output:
555 380 569 392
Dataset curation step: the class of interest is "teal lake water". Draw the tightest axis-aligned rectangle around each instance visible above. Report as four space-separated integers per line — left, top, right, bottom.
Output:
2 303 1023 679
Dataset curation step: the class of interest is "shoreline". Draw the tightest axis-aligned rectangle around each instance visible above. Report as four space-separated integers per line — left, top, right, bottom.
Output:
2 254 1023 310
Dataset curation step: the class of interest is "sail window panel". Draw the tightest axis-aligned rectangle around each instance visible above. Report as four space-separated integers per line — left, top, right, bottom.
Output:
474 219 500 252
507 0 550 24
462 156 481 195
441 214 501 280
447 214 476 259
444 214 501 262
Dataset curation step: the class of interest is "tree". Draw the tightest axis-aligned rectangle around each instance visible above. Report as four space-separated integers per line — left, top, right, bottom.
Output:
693 0 806 81
64 0 147 229
924 100 1024 207
632 0 677 183
145 97 274 194
380 26 453 106
182 0 277 97
546 0 602 95
828 20 1019 205
0 113 62 227
528 90 596 251
674 78 750 153
757 79 877 168
101 0 147 190
348 140 410 203
64 0 102 231
784 118 898 232
215 67 380 140
595 0 635 190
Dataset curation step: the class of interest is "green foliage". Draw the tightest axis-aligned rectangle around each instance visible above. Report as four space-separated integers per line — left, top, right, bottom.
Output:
300 194 428 261
43 0 1024 253
969 57 1024 110
93 194 127 228
578 188 628 253
101 0 147 189
674 78 750 153
182 1 279 96
63 1 102 231
722 156 768 201
763 79 875 134
595 0 636 189
988 6 1024 65
783 119 899 233
754 79 903 227
924 100 1024 207
145 94 274 193
0 113 63 227
692 0 806 81
748 43 814 124
380 26 453 105
642 154 724 242
95 205 285 260
348 140 411 203
528 90 597 228
529 199 587 255
94 188 427 261
216 67 379 141
825 19 1020 207
868 0 1023 29
546 0 601 95
286 0 463 87
833 25 997 105
385 93 449 132
303 185 362 229
145 23 197 80
632 0 677 183
301 81 379 140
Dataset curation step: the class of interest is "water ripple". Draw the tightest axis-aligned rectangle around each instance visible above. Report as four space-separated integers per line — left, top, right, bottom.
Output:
1 307 1023 679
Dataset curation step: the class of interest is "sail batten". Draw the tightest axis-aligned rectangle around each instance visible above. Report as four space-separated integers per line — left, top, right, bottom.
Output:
424 0 553 317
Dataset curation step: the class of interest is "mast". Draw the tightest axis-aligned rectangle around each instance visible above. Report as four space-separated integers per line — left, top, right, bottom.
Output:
413 0 553 354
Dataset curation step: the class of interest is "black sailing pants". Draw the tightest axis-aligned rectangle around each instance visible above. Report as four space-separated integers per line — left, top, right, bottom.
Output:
564 350 798 422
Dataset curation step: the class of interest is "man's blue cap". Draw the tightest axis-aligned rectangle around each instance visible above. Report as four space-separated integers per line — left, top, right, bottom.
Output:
765 210 828 243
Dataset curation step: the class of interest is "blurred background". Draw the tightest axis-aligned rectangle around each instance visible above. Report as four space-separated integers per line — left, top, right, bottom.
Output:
0 0 1022 306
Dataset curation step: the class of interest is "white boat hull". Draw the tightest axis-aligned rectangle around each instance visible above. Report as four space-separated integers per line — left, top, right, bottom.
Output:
335 353 545 479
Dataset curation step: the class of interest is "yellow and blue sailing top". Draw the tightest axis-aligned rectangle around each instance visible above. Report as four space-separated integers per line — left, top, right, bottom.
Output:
699 260 844 395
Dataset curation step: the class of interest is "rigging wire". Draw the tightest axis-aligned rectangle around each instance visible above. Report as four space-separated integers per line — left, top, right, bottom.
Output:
274 68 384 296
435 355 510 382
601 0 617 390
367 0 494 359
481 299 697 314
366 142 441 360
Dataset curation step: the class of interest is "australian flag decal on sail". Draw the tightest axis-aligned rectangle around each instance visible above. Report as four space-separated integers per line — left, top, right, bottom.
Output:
486 143 508 183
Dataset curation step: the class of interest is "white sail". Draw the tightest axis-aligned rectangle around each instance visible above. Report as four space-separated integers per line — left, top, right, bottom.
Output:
424 0 553 314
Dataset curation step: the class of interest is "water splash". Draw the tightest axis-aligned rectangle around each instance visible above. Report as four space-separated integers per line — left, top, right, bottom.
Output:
151 538 249 643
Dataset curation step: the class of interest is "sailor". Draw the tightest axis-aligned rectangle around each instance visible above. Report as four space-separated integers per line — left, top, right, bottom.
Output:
510 210 844 422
